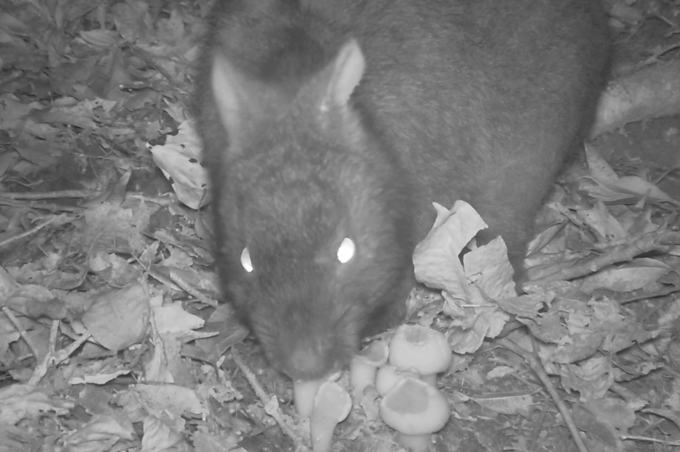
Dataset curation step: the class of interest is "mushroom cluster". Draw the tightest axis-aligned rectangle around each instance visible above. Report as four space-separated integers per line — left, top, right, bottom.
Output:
292 324 452 452
350 324 453 452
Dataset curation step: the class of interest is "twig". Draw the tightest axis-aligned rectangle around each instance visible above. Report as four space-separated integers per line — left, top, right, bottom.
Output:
27 320 59 387
528 230 680 285
0 198 82 212
0 191 175 206
26 321 91 387
609 383 647 410
231 349 311 452
147 265 218 307
0 214 76 249
0 190 102 200
53 332 91 365
526 401 550 452
591 285 680 305
498 337 589 452
2 307 41 359
621 435 680 446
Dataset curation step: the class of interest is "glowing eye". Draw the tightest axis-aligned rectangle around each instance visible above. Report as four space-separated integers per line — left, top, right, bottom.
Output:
337 237 355 264
241 247 253 273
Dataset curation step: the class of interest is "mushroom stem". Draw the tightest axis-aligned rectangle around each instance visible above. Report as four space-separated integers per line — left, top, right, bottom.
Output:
421 374 436 386
396 432 430 452
310 381 352 452
350 340 389 394
311 419 336 452
350 359 377 394
294 379 322 418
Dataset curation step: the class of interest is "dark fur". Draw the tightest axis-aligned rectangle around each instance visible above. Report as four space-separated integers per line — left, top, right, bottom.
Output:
194 0 610 379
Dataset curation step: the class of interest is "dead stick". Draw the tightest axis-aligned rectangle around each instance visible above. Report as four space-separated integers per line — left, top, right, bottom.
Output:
498 337 589 452
231 349 311 452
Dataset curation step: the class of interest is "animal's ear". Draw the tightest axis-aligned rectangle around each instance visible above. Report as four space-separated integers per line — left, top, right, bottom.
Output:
321 39 366 109
211 53 247 147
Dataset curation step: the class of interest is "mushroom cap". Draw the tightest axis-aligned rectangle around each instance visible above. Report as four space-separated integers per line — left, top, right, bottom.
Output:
375 364 421 397
356 339 390 366
380 377 450 435
313 380 352 422
388 325 452 377
351 340 390 393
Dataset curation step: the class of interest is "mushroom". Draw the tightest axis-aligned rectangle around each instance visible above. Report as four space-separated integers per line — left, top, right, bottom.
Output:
379 377 450 452
310 380 352 452
294 379 323 418
375 364 421 397
388 325 452 385
350 339 390 394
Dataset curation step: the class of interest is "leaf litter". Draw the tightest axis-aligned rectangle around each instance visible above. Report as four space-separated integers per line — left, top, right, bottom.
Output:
2 0 680 451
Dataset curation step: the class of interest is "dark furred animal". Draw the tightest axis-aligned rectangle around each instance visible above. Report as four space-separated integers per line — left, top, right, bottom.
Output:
195 0 610 380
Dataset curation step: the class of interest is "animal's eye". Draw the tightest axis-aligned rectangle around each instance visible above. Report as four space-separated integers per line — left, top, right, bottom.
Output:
336 237 355 264
241 247 253 273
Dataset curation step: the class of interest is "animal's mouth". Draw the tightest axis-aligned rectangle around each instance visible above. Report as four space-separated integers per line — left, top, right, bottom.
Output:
276 335 347 381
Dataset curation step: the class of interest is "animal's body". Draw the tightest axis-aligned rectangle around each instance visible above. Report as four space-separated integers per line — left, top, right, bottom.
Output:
195 0 610 380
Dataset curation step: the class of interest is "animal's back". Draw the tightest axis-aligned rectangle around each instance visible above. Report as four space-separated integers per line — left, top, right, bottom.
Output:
195 0 610 380
342 0 609 258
